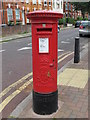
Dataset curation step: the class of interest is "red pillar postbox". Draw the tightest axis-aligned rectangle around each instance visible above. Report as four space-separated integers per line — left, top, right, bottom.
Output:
27 11 63 115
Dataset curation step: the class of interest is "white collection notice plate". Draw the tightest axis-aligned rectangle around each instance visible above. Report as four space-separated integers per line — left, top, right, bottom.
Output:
39 38 49 53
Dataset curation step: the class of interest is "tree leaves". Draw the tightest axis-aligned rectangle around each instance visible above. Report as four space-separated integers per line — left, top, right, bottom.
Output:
72 2 90 18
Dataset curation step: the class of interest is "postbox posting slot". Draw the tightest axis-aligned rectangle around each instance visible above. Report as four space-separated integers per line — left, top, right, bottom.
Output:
37 28 52 33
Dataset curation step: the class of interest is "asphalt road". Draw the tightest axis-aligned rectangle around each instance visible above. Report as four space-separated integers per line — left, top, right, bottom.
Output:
1 27 89 118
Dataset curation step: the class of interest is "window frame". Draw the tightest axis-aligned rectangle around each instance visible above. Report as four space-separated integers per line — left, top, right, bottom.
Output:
7 8 13 22
38 0 41 4
65 3 68 10
15 8 20 20
44 0 47 6
49 0 51 6
33 0 37 5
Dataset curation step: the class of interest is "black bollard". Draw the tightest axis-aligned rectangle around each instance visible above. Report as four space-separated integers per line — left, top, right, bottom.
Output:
74 37 80 63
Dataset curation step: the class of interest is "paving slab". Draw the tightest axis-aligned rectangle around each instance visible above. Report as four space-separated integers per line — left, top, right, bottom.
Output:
19 100 64 118
12 51 88 118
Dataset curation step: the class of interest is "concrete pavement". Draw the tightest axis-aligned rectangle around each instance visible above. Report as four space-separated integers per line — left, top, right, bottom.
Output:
10 47 88 118
0 32 31 42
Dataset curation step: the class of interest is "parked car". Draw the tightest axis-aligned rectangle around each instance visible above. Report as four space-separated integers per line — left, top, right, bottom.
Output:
79 21 90 37
75 21 81 28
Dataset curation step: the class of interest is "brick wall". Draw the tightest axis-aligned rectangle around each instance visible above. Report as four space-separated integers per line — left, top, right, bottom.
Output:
2 24 31 37
2 0 52 25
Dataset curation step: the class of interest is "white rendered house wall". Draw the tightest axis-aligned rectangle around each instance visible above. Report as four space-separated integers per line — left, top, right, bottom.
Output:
52 0 63 14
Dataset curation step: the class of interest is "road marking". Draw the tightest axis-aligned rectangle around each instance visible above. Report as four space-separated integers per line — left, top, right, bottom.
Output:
17 47 32 51
0 52 73 99
0 50 5 53
58 51 71 59
2 42 8 44
58 49 64 52
0 51 74 112
17 41 21 42
28 43 32 46
66 39 70 41
61 41 70 44
58 52 74 63
0 90 20 113
82 44 88 49
0 72 32 99
0 78 33 113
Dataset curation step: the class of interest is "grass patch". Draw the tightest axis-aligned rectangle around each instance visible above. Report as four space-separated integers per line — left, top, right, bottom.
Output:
0 39 13 43
23 31 28 34
53 118 57 120
18 31 29 35
8 115 17 118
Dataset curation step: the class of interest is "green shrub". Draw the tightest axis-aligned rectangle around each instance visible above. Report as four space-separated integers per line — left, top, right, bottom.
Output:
59 17 76 25
8 20 14 26
63 18 66 25
65 17 75 25
77 16 83 21
16 19 22 25
59 18 63 25
84 17 88 20
59 18 66 25
68 18 74 24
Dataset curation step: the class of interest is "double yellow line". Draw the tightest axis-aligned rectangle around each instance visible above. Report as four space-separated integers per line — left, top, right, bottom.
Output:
0 51 74 113
0 72 33 99
0 79 33 113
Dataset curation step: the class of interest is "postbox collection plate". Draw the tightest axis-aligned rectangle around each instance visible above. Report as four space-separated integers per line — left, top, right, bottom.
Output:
39 38 49 53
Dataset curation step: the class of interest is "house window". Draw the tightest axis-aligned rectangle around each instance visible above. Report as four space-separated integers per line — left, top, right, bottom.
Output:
15 9 20 20
21 0 24 2
65 3 68 10
1 10 2 24
38 0 41 4
27 7 29 12
26 0 29 4
73 7 74 12
69 4 71 10
61 1 62 9
56 3 59 9
8 4 11 8
34 7 36 11
26 9 29 23
44 0 47 6
53 0 55 9
56 0 60 9
7 8 13 22
27 18 29 23
39 8 42 10
33 0 36 4
49 0 51 6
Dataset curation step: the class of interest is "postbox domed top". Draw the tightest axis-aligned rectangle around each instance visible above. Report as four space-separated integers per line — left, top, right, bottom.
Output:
27 10 63 20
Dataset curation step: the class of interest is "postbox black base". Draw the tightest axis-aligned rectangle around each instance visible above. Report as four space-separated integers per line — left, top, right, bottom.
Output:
33 90 58 115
